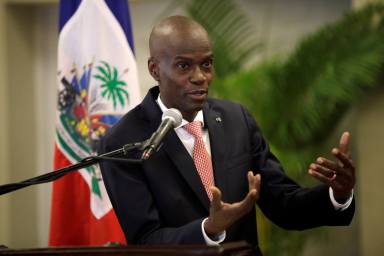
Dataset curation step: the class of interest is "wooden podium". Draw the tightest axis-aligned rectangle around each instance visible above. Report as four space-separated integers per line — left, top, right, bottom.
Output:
0 241 257 256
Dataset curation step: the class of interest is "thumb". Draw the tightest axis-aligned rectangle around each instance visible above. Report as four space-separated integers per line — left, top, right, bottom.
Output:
210 186 222 211
339 131 350 155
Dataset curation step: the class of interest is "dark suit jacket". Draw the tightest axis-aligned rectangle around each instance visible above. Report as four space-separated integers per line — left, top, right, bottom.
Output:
99 86 354 251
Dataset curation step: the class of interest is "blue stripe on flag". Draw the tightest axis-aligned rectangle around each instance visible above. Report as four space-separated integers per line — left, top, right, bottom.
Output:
104 0 135 52
58 0 81 32
59 0 135 52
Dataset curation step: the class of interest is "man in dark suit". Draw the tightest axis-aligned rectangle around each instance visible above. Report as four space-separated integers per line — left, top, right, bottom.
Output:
99 16 355 254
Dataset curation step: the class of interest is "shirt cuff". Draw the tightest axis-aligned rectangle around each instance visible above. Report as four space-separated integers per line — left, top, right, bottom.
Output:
201 218 226 245
329 187 354 211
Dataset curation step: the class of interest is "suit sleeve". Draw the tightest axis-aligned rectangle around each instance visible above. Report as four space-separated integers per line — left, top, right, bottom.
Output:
99 136 206 244
240 106 355 230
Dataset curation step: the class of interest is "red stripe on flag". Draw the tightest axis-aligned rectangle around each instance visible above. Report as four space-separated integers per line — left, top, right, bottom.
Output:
49 144 126 246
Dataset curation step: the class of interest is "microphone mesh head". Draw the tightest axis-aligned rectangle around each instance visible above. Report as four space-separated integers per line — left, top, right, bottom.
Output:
162 108 182 127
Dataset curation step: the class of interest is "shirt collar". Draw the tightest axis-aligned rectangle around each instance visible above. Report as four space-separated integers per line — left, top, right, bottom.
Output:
156 95 205 128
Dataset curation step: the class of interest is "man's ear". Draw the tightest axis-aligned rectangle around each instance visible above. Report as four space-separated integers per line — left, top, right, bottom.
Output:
148 57 160 81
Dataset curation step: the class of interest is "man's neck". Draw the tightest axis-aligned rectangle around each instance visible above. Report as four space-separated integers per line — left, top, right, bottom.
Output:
156 94 205 127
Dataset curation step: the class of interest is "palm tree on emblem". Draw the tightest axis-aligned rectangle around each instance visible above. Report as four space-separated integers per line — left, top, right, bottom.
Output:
93 60 129 109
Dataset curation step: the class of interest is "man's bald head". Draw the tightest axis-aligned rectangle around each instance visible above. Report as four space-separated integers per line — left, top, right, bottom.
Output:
149 16 211 58
147 16 214 122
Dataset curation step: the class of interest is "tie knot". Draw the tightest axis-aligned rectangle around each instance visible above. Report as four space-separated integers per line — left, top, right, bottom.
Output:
183 121 203 138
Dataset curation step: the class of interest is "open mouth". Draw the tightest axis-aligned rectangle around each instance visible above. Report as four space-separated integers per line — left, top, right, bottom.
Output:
189 89 207 96
188 89 208 101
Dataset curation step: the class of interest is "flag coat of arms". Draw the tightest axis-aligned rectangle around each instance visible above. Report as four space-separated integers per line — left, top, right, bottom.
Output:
49 0 140 245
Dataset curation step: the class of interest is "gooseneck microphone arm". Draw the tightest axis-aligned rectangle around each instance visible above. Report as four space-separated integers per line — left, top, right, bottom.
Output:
0 108 183 196
0 141 144 196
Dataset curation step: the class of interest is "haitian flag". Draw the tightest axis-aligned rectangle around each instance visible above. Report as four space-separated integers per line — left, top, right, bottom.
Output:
49 0 140 245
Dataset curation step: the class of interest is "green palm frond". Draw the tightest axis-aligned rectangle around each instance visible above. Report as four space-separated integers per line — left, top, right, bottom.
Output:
96 64 111 80
100 61 112 78
115 81 127 86
262 4 384 150
113 67 118 80
116 89 126 108
93 74 108 83
116 87 129 98
171 0 263 78
111 89 117 109
94 61 130 110
213 4 384 180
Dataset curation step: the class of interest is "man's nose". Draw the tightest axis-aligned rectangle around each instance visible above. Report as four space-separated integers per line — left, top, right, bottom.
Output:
189 66 206 85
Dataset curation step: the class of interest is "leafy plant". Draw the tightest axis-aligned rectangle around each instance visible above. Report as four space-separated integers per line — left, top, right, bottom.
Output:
213 3 384 177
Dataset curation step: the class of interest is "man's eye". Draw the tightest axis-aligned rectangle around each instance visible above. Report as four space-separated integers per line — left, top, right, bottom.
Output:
177 63 190 70
202 60 212 68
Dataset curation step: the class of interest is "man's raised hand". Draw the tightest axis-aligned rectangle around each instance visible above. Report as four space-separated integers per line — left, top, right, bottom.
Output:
204 171 261 236
308 131 355 203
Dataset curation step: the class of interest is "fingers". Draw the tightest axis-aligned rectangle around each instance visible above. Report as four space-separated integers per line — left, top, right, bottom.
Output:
309 154 355 198
308 167 333 184
313 157 341 178
255 174 261 193
309 164 335 180
310 154 354 179
241 172 261 210
211 172 261 214
206 172 261 234
237 188 258 214
248 171 254 191
332 148 354 170
309 132 355 200
309 163 350 186
210 186 222 211
339 131 350 155
247 171 261 193
331 148 355 185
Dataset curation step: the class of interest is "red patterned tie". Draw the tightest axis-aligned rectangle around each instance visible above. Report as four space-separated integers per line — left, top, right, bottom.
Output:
183 121 215 201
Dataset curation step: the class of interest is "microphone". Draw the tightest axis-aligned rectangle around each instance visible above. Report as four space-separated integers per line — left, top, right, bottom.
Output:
141 108 182 160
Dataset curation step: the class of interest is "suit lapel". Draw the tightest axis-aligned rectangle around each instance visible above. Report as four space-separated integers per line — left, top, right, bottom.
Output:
141 87 211 210
203 102 228 202
163 132 211 210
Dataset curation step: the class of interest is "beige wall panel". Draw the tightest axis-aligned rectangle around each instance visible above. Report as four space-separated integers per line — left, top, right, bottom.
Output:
353 0 384 8
353 0 384 255
356 90 384 255
0 1 10 246
6 5 38 248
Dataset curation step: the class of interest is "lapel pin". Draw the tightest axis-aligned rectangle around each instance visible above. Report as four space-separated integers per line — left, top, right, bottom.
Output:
215 117 222 123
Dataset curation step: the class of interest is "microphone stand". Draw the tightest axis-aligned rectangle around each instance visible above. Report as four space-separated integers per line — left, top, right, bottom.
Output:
0 141 145 196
